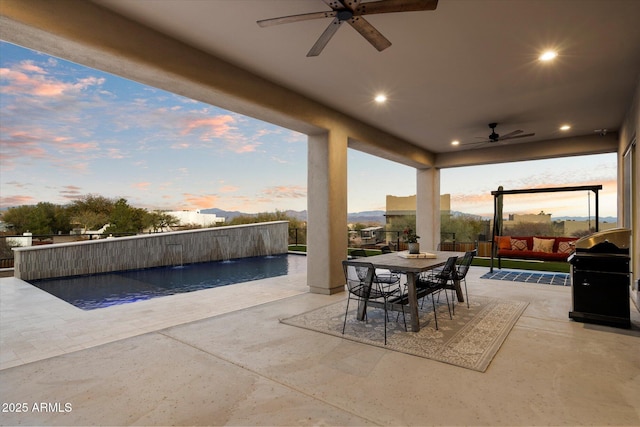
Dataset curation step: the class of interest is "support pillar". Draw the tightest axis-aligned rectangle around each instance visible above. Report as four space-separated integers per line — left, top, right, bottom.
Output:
307 131 348 294
416 168 440 251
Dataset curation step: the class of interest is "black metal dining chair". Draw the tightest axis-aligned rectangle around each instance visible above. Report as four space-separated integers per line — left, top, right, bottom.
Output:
437 250 476 313
415 256 458 330
342 260 405 344
350 247 402 287
453 250 476 309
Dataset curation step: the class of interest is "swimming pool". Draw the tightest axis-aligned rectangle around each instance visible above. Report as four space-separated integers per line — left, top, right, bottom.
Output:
29 254 306 310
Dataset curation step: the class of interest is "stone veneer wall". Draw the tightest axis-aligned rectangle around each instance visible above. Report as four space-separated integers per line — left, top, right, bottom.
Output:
13 221 289 281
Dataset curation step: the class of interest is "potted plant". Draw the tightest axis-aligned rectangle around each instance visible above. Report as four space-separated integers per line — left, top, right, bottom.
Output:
403 228 420 254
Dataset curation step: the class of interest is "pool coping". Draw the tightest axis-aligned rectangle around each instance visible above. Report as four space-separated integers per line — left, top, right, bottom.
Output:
0 271 309 370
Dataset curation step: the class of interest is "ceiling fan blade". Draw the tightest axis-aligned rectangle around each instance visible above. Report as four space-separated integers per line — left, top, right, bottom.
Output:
307 18 344 57
257 11 336 27
461 140 490 146
500 132 535 141
500 129 523 139
348 16 392 51
355 0 438 15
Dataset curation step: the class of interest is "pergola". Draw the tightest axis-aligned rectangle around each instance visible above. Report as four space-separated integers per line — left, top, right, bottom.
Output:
489 185 603 272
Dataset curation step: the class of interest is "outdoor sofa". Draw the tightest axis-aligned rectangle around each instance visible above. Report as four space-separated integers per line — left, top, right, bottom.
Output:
495 235 577 267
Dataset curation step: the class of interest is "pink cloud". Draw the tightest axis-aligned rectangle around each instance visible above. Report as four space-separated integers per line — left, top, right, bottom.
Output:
0 195 35 208
178 115 261 153
106 148 125 159
171 142 191 149
5 181 31 189
62 142 99 152
262 185 307 199
0 129 49 169
132 182 151 190
219 185 239 193
181 193 219 210
19 61 47 74
59 185 83 200
230 142 259 153
181 115 235 139
0 62 105 97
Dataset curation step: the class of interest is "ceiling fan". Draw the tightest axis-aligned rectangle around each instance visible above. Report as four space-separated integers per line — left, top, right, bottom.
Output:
462 123 535 146
257 0 439 57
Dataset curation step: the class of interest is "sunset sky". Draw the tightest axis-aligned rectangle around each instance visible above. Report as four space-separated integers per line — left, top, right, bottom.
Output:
1 41 617 219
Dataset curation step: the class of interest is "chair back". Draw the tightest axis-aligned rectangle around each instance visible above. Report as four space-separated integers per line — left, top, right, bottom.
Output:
435 256 459 286
342 260 375 298
456 250 476 280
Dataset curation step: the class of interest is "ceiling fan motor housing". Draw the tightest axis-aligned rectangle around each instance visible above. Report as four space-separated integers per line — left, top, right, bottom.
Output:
488 123 499 141
337 10 354 21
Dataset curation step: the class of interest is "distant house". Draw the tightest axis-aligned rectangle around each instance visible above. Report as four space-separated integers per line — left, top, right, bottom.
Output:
502 211 617 236
71 223 110 237
385 194 451 223
167 210 225 228
507 211 552 224
360 226 385 245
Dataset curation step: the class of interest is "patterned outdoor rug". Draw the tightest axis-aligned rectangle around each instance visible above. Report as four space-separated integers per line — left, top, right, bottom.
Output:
280 295 528 372
481 269 570 286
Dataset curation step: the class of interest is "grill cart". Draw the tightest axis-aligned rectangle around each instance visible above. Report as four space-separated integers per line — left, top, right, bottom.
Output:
568 228 632 329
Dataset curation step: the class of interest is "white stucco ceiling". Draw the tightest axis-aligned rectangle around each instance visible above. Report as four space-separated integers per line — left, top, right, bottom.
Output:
93 0 640 155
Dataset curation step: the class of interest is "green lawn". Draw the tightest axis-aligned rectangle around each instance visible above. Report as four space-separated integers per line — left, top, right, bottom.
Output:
472 257 570 273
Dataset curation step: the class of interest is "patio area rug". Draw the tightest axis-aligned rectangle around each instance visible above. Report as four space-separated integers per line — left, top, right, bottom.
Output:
280 295 528 372
480 270 570 286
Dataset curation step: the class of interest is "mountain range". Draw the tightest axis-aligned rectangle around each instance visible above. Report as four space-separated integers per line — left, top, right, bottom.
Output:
202 208 386 224
202 208 617 225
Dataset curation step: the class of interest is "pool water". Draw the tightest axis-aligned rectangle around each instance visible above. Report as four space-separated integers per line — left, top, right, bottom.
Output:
29 254 306 310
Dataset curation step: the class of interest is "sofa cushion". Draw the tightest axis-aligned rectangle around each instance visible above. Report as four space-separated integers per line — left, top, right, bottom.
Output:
558 240 576 254
511 238 528 251
533 237 555 253
498 249 570 262
498 236 512 250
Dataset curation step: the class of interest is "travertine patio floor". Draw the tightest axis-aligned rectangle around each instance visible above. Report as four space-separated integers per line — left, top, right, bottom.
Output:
1 267 639 426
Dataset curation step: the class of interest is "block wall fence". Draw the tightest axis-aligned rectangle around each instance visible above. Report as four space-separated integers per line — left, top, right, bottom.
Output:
13 221 289 281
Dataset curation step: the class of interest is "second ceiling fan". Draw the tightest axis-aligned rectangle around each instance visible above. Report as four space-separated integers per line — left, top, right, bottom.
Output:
463 123 535 146
257 0 439 57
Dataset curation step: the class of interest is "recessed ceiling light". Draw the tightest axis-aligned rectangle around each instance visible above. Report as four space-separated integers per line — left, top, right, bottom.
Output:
560 125 571 131
374 94 387 103
539 50 557 61
451 140 460 146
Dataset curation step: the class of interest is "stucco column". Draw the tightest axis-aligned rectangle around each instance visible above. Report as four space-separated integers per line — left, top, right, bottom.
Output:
307 131 348 294
416 167 440 251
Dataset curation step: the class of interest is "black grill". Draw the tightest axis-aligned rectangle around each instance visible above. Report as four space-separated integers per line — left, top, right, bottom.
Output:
568 228 631 329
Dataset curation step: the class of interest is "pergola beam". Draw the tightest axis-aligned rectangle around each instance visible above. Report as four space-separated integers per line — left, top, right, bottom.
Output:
490 185 603 196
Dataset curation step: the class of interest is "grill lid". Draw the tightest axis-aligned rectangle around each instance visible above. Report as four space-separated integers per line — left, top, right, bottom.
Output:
574 228 631 252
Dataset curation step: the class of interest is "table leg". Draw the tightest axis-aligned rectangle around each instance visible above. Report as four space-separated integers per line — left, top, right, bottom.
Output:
406 272 420 332
454 279 464 303
356 298 367 321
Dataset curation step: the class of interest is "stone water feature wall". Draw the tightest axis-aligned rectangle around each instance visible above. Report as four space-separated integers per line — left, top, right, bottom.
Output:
13 221 289 281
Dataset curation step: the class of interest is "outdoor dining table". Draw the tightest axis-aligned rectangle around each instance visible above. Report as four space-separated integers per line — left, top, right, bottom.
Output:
349 250 465 332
